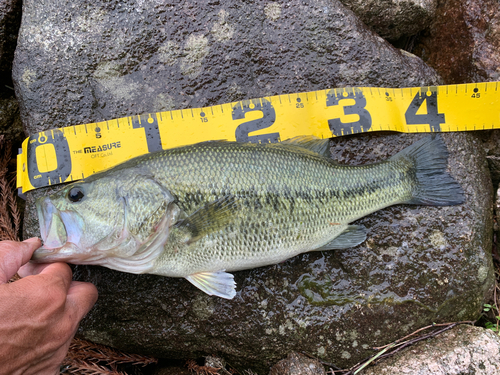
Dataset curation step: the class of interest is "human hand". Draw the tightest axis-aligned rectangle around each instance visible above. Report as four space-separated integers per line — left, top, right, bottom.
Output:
0 238 98 375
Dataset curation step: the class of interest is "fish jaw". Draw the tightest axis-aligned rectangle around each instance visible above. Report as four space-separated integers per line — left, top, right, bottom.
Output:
37 197 66 249
31 242 86 263
33 196 91 264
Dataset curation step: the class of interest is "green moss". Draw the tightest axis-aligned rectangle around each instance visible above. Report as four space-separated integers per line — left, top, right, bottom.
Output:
297 274 360 306
297 273 437 311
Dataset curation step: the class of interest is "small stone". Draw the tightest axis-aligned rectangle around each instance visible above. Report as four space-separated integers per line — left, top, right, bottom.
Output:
205 356 232 375
270 352 326 375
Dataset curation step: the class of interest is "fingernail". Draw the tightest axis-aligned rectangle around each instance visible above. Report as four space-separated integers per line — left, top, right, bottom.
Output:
23 237 41 243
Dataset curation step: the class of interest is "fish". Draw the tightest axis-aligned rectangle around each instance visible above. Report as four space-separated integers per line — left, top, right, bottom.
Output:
32 135 464 299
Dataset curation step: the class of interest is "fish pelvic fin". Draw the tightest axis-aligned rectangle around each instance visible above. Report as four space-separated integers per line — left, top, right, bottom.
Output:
185 270 236 299
314 225 367 251
391 135 465 206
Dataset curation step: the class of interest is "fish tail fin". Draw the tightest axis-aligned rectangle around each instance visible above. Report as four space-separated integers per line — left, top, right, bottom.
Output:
391 135 465 206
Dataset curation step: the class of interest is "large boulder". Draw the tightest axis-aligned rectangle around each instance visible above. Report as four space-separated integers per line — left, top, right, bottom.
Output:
13 0 493 373
363 325 500 375
27 132 495 374
0 93 22 146
0 0 21 74
339 0 437 41
13 0 441 136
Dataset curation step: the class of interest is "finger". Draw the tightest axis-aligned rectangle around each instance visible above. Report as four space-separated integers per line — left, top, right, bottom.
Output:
66 281 98 318
21 262 74 293
0 238 41 284
40 263 73 293
18 261 53 278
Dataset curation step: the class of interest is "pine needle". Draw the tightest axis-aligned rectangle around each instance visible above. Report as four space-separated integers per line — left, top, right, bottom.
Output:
62 338 157 374
0 135 21 242
61 358 127 375
0 135 22 284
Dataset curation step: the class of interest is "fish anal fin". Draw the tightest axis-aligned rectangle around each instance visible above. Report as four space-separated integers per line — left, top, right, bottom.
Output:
185 270 236 299
314 225 367 251
174 196 238 244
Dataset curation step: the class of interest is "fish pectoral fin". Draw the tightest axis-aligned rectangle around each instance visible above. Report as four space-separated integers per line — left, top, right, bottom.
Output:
315 225 367 251
185 270 236 299
174 196 238 244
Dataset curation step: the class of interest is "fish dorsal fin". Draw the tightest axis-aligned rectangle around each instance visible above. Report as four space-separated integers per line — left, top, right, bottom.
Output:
174 195 238 244
280 136 331 157
314 225 367 251
185 270 236 299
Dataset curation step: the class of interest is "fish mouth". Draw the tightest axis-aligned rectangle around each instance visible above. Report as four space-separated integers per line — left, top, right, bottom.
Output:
33 197 85 263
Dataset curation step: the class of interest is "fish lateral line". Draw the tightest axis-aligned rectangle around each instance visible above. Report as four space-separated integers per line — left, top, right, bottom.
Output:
32 134 464 299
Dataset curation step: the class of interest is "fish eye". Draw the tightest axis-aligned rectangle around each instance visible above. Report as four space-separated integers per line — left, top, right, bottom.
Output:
68 187 85 203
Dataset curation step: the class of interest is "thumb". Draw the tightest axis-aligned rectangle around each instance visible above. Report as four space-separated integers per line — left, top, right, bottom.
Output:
67 281 99 319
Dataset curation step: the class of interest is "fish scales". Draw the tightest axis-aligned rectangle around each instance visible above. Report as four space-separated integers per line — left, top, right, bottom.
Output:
33 135 464 299
144 143 412 275
145 142 409 217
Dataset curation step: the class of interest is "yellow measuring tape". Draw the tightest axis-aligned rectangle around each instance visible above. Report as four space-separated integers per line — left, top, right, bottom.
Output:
17 81 500 194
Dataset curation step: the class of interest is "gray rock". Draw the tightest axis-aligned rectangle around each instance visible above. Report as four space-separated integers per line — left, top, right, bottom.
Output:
12 0 441 136
339 0 437 41
0 0 21 73
488 157 500 187
363 325 500 375
269 352 325 375
478 130 500 186
0 94 23 146
495 185 500 244
12 0 493 373
39 133 493 374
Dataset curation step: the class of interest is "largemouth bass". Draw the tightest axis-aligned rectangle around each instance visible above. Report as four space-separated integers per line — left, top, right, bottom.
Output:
33 135 463 299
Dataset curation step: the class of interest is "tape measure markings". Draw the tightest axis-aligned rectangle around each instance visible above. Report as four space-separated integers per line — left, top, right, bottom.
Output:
17 81 500 193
